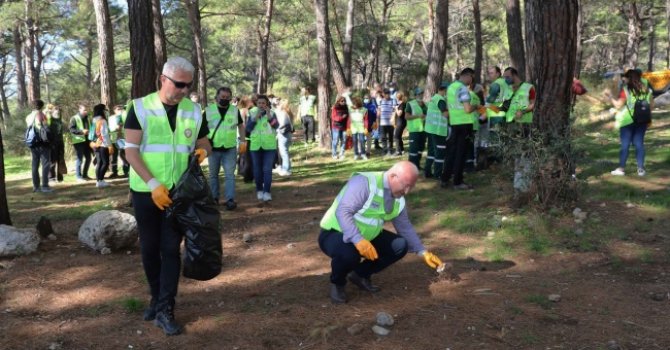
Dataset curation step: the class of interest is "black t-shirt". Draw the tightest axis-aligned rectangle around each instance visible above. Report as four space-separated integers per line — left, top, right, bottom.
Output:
204 105 243 151
124 103 209 139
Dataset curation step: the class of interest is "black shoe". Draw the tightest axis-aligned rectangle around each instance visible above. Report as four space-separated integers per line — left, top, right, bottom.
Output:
108 173 119 179
330 283 347 304
225 199 237 211
347 272 381 293
121 173 129 178
154 307 182 336
143 299 157 321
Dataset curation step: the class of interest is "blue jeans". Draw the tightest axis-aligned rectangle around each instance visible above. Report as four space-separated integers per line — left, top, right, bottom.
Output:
332 129 345 157
277 132 292 171
352 133 365 156
208 148 238 202
73 142 91 178
250 149 276 193
619 123 647 169
31 145 51 190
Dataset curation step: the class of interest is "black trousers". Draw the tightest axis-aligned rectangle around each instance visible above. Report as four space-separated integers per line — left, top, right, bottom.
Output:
31 146 51 190
132 191 183 311
49 141 65 181
318 228 408 286
380 125 395 154
110 144 129 175
95 147 109 181
301 115 316 143
394 119 406 154
73 142 92 178
408 131 426 169
442 124 473 185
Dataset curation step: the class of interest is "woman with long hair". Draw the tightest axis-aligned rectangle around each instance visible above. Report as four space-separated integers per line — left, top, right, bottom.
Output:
275 99 294 175
393 91 407 156
245 95 279 201
91 103 112 188
331 95 349 159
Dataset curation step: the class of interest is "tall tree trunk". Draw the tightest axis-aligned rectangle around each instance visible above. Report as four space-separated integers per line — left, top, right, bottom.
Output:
342 0 354 83
423 0 448 102
24 1 40 103
329 38 349 93
85 38 94 88
506 0 526 79
667 0 670 68
426 0 435 60
128 0 157 98
0 126 10 226
574 0 584 77
647 7 655 72
624 3 643 69
42 60 50 104
315 0 332 148
257 0 274 94
185 0 207 104
93 0 118 107
525 0 579 207
0 57 9 120
473 0 483 84
151 0 167 88
364 0 391 87
12 25 27 109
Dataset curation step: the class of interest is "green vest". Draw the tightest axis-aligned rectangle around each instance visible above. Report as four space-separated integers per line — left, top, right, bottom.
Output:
299 95 316 116
470 92 481 131
425 94 448 136
320 172 405 241
506 82 534 124
108 113 123 143
129 92 203 192
486 78 510 119
206 104 239 148
615 86 651 129
349 107 367 134
447 81 474 126
249 112 277 151
407 99 425 132
71 114 87 144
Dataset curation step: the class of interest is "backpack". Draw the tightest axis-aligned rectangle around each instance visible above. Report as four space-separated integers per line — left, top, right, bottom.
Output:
25 122 38 148
39 124 52 144
631 97 652 124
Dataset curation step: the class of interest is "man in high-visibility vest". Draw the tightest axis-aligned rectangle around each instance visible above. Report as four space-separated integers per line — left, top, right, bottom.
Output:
108 105 127 178
423 82 450 179
442 68 479 190
299 87 317 144
205 86 245 210
124 57 212 336
319 161 444 304
405 87 427 169
69 104 92 181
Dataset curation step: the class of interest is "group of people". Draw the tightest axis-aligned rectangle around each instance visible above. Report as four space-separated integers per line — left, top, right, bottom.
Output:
25 100 128 192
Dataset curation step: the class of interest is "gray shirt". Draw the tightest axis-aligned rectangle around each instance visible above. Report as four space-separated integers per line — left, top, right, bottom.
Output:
334 173 426 253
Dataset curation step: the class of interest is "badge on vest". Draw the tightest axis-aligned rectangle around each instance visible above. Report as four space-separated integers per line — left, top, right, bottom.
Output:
184 128 193 138
370 202 380 209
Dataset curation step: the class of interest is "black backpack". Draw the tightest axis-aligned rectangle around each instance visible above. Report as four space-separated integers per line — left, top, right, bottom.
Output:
24 121 38 148
628 92 652 124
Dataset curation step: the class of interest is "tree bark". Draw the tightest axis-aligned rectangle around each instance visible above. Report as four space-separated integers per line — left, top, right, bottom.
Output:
128 0 157 98
342 0 354 83
257 0 274 94
423 0 448 102
364 0 392 87
574 0 584 77
667 0 670 68
329 37 349 93
24 0 40 103
525 0 579 207
473 0 483 84
0 56 10 120
624 3 643 69
0 125 11 226
506 0 526 79
315 0 332 148
647 7 655 72
185 0 207 104
92 0 118 107
151 0 167 88
426 0 435 60
12 25 27 109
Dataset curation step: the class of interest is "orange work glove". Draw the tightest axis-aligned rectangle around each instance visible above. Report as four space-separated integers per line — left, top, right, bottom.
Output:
194 148 207 164
422 251 443 269
346 129 352 137
354 239 378 261
238 141 247 154
487 105 500 113
108 146 114 154
150 182 172 210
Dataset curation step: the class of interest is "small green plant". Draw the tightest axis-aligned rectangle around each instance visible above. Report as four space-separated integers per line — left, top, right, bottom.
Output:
119 297 144 313
525 294 551 309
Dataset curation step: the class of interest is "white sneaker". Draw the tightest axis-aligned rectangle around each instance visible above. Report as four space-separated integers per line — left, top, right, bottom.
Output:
353 155 360 160
96 180 110 188
278 170 292 176
361 155 368 160
610 168 625 176
257 191 264 201
262 192 272 202
272 167 281 174
637 168 646 177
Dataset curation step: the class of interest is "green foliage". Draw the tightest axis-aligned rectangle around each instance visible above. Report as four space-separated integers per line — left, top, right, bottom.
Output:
118 297 144 313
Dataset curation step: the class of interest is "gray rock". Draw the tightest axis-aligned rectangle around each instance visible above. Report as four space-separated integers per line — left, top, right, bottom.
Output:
548 294 561 302
47 234 57 241
286 243 296 249
606 340 621 350
371 325 390 336
653 91 670 108
376 312 394 327
572 208 582 216
100 247 112 255
78 210 138 252
347 323 364 335
242 233 253 243
574 228 584 236
0 225 40 257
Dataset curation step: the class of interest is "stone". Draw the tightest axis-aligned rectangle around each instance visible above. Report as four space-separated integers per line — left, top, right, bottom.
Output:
486 231 496 238
653 91 670 108
36 216 55 238
286 243 296 249
376 312 394 327
572 208 582 216
242 233 253 243
649 292 667 301
574 228 584 236
626 203 635 208
371 325 390 336
47 234 57 241
548 294 561 302
0 225 40 257
347 323 364 335
100 247 111 255
78 210 138 252
606 340 621 350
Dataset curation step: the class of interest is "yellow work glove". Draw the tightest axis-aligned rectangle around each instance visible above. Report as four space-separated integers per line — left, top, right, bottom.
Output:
422 251 443 269
149 182 172 210
238 141 247 154
354 239 378 261
194 148 207 164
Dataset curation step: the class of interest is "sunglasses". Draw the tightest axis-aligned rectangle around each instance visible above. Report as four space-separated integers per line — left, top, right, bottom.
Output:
163 75 193 89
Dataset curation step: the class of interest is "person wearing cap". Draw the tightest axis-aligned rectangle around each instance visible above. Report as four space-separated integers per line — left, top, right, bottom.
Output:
318 160 444 304
405 87 428 169
378 89 396 156
424 82 449 179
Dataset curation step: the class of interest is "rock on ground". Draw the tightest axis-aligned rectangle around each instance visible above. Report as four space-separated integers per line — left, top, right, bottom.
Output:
371 325 390 336
376 312 394 327
0 225 40 257
78 210 138 252
347 323 364 336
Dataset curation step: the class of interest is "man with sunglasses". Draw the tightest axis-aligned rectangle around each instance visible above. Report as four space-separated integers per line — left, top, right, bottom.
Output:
124 56 212 336
318 160 444 304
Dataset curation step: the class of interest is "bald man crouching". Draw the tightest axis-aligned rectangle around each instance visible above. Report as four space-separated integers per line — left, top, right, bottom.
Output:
319 160 444 303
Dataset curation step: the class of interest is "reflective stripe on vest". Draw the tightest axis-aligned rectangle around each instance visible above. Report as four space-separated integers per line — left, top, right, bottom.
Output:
320 172 405 241
407 99 425 132
615 86 651 129
447 81 473 126
129 92 202 192
206 104 239 148
425 94 448 136
71 114 86 144
349 107 367 134
250 114 277 151
506 82 534 124
486 78 509 119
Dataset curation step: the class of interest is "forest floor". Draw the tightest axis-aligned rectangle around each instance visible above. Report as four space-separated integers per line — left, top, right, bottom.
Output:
1 105 669 350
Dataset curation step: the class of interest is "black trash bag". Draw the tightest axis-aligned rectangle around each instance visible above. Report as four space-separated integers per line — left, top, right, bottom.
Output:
166 157 222 281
